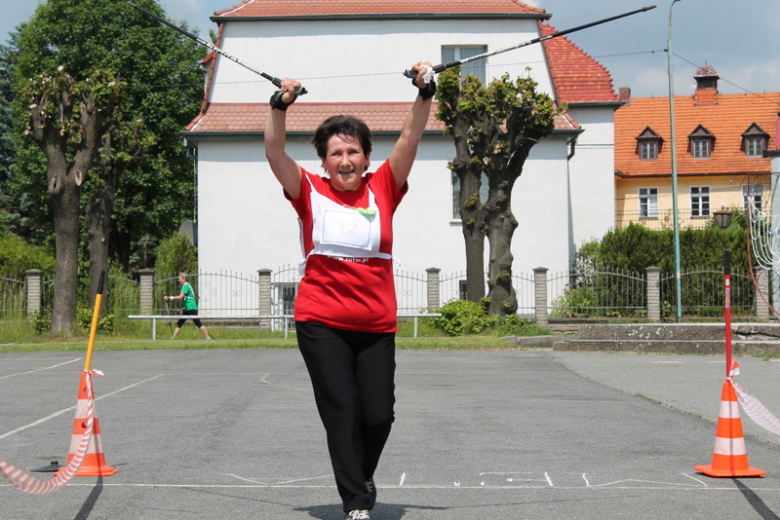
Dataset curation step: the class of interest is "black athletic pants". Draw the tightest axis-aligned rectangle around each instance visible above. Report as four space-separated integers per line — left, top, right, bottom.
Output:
176 309 203 328
295 321 396 512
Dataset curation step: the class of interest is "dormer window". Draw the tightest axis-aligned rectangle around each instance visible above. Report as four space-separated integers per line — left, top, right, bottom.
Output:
689 125 715 158
636 126 662 160
742 123 769 157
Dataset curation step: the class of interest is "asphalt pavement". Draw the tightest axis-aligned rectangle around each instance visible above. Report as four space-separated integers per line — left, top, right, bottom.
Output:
2 347 780 519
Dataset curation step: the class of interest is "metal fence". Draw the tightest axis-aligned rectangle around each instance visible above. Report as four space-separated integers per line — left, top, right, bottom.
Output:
660 270 754 318
2 265 767 326
155 271 260 316
548 269 647 318
0 276 25 319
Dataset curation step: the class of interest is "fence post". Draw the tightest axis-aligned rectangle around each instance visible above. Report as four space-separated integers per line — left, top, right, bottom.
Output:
258 269 272 331
426 267 440 312
646 266 661 322
533 267 548 327
754 267 771 320
24 269 42 317
139 269 154 315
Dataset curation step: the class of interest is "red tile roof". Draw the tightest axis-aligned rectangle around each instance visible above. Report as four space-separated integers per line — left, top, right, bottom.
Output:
615 90 780 177
186 102 445 132
185 102 576 133
214 0 545 17
540 23 619 104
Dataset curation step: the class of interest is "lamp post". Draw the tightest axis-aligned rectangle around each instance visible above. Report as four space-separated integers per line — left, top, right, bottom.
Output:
668 0 683 322
713 205 733 230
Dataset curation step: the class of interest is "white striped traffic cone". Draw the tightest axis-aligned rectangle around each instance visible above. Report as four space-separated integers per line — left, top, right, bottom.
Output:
694 380 765 477
54 372 118 477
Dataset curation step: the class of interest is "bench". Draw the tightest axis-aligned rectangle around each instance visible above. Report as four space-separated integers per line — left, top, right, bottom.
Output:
128 313 441 340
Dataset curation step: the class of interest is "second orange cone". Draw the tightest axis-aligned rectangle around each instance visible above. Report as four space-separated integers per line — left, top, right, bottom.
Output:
694 380 765 478
55 371 118 477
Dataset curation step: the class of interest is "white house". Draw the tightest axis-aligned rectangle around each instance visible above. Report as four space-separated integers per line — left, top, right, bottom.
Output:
183 0 621 315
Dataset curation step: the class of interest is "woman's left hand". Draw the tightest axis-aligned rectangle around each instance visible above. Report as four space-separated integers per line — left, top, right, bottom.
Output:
410 61 434 89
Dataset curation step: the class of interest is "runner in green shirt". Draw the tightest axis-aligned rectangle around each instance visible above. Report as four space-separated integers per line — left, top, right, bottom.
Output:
164 272 211 340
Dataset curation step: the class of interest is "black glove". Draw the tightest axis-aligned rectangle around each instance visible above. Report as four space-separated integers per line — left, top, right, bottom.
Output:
270 90 295 111
415 78 437 101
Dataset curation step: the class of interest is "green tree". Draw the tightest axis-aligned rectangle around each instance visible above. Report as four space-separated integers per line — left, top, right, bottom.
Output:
0 27 23 236
436 67 560 315
11 0 205 330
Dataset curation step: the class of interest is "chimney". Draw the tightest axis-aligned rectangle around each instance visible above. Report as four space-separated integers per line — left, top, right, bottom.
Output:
619 87 631 105
694 65 719 106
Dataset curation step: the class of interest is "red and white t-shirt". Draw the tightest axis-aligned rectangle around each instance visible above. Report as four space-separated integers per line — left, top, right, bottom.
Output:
288 159 407 332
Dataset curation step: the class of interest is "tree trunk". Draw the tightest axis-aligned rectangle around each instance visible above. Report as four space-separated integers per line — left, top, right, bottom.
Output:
458 170 485 302
485 175 519 316
86 175 117 311
47 155 81 332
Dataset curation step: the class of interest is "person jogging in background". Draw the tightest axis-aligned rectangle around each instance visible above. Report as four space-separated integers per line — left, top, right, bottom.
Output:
264 61 435 520
164 272 212 340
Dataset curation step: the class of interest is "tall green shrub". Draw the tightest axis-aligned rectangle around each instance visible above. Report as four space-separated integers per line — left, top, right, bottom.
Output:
154 232 197 279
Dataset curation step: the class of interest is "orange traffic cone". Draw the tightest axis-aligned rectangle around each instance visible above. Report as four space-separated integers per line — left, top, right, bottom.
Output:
55 372 118 477
694 380 765 477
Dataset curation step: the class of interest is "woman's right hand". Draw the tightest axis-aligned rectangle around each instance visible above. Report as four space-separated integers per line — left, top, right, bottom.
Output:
279 77 302 105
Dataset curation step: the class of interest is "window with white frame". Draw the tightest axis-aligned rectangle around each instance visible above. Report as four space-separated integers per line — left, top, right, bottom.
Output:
746 137 764 157
692 139 710 158
743 184 763 211
442 46 487 84
640 141 658 160
639 188 658 218
691 186 710 217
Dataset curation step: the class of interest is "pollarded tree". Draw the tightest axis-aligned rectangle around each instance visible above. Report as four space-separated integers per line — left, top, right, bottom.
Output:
21 67 125 332
12 0 205 321
436 68 560 316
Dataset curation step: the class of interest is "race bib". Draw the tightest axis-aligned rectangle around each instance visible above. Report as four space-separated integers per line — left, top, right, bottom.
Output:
321 207 375 250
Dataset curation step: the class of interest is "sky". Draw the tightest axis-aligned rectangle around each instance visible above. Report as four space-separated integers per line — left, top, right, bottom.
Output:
2 0 779 98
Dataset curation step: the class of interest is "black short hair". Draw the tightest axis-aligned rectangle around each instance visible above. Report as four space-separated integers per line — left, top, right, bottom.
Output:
312 115 372 159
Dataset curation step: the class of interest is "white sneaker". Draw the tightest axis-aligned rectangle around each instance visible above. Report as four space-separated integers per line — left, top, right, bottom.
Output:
346 510 370 520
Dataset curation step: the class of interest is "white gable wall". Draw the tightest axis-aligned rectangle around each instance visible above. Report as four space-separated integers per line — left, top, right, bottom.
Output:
210 18 554 103
566 106 618 251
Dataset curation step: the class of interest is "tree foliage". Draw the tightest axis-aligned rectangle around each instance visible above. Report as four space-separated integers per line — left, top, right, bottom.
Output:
436 67 560 315
10 0 206 269
9 0 206 330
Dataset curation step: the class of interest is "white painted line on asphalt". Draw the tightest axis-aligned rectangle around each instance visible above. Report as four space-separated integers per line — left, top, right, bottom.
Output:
0 374 164 440
227 474 333 485
399 472 406 486
0 358 81 380
259 373 309 391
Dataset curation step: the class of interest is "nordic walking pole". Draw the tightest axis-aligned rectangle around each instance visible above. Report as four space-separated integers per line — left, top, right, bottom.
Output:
84 271 105 372
403 5 657 79
127 2 307 96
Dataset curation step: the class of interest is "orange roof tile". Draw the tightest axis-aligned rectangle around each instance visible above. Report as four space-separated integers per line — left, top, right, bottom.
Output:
186 102 446 133
615 91 780 177
540 23 619 104
186 102 574 134
214 0 545 17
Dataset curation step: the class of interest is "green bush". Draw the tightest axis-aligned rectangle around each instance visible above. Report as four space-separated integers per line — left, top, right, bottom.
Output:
76 305 114 334
0 235 55 279
431 299 549 337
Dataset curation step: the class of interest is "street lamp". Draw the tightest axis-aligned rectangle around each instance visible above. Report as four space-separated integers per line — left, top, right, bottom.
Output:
713 205 733 229
668 0 683 322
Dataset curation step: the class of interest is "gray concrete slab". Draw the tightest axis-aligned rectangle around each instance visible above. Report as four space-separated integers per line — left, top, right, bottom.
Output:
1 348 780 519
